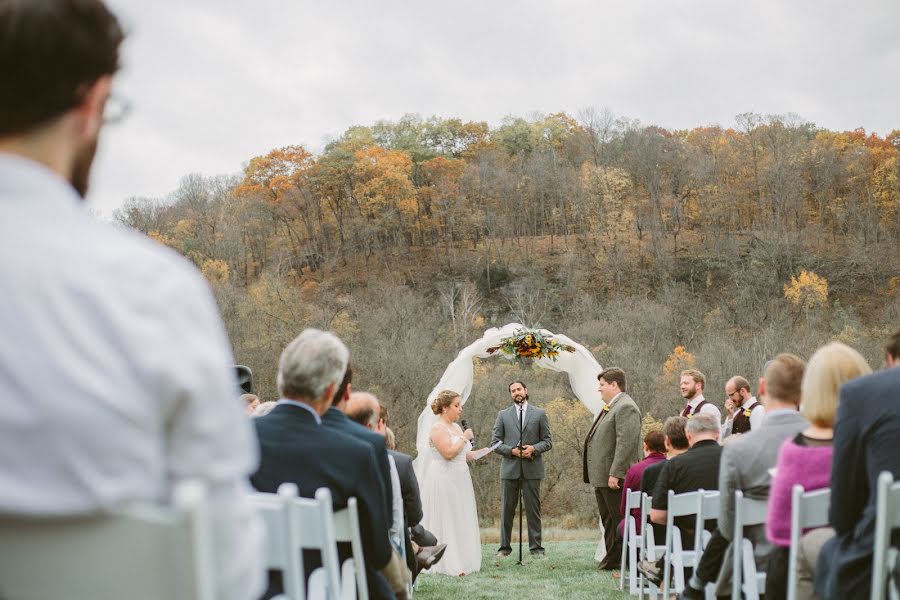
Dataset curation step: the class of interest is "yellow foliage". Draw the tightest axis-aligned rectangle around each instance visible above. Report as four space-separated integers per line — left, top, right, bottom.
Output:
200 259 230 285
330 310 359 337
783 270 829 310
662 346 696 384
641 413 664 440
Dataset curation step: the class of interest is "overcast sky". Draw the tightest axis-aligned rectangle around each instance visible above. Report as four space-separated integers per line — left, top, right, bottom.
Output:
90 0 899 216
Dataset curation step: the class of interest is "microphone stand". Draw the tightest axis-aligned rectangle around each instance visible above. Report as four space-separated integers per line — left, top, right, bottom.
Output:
517 403 524 566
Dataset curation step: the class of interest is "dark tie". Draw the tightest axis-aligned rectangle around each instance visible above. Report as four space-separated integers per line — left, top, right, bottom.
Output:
681 404 692 418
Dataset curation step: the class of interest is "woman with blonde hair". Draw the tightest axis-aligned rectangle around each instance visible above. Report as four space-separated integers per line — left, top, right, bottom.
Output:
765 341 871 599
418 389 483 576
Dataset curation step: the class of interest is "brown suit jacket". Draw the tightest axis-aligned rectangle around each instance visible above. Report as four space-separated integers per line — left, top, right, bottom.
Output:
582 392 642 488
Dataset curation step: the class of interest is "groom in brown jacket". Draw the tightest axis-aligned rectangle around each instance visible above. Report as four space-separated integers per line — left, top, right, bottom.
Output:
583 367 642 569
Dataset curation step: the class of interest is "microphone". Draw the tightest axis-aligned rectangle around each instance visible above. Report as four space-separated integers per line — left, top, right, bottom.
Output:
461 419 474 445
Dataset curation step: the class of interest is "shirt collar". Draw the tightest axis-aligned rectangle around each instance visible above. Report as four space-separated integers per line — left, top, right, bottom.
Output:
0 152 82 209
607 391 624 407
277 398 322 424
688 394 706 408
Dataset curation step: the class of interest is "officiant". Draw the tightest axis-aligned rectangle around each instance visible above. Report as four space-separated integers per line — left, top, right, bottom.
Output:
490 381 553 558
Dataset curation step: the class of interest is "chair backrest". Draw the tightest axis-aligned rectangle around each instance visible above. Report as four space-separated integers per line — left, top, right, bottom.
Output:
787 485 830 600
663 490 701 594
872 471 900 600
733 490 769 600
625 489 642 515
0 480 215 600
253 486 304 599
332 497 369 600
288 487 342 600
696 490 720 551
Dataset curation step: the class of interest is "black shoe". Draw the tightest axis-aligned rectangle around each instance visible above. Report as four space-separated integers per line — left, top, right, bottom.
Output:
416 543 447 569
678 584 704 600
496 548 511 558
530 548 545 557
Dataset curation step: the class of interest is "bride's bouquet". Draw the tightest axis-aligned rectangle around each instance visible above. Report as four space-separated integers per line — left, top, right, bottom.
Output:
486 325 575 363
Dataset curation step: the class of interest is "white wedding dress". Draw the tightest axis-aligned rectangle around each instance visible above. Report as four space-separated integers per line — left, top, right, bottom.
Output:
419 425 482 575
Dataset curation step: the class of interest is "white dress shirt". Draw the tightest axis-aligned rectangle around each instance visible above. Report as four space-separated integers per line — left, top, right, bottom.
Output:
688 394 722 423
0 155 263 600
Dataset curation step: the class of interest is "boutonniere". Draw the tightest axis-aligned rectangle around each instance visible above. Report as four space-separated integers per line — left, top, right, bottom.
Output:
602 404 610 413
743 409 752 417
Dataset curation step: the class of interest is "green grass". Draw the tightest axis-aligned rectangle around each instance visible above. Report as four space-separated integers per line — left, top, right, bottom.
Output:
413 541 626 600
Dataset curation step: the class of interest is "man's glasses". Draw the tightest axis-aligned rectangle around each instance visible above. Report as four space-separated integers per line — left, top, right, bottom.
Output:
103 94 131 125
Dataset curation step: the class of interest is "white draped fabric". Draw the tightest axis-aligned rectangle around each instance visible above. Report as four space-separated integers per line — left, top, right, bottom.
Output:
412 322 607 561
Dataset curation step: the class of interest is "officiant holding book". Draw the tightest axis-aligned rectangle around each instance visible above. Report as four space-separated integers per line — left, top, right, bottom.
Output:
491 381 553 558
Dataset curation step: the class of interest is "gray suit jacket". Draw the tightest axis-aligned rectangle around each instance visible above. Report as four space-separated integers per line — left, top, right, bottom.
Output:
715 408 809 592
582 393 642 487
491 403 552 480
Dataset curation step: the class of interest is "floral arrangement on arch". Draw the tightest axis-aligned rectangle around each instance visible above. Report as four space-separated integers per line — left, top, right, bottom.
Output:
486 326 575 362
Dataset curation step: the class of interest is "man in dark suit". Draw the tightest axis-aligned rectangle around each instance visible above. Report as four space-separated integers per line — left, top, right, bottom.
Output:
250 329 395 600
491 381 553 557
322 366 394 524
816 330 900 599
583 367 642 570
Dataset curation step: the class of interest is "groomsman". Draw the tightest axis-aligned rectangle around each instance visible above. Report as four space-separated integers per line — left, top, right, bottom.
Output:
721 376 764 438
679 369 722 423
583 367 642 570
491 381 553 557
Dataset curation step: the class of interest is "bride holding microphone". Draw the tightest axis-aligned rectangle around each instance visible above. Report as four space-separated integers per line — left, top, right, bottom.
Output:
417 389 485 576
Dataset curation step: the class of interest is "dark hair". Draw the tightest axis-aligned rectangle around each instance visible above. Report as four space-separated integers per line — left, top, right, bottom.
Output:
333 363 352 403
887 329 900 361
0 0 124 135
508 381 527 392
644 430 666 454
598 367 626 392
663 416 689 450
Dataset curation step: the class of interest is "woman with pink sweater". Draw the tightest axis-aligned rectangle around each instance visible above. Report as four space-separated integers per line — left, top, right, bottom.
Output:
764 342 871 599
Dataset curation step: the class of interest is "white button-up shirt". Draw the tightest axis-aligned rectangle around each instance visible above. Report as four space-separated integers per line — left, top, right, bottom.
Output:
687 393 723 423
0 154 263 600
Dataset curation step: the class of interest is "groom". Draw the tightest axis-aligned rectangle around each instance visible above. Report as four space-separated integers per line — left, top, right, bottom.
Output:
491 381 553 557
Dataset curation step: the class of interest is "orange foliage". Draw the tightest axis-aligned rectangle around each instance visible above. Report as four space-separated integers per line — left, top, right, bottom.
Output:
662 346 696 384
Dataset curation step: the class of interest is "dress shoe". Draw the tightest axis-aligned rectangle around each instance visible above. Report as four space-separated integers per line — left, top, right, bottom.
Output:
637 559 662 586
678 584 705 599
496 549 511 558
416 543 447 569
530 548 545 557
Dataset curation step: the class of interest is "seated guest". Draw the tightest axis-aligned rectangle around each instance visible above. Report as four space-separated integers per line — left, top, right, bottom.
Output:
639 414 722 585
323 366 394 524
251 330 395 600
346 392 411 597
619 429 667 537
764 342 870 600
641 417 690 549
680 353 807 600
242 393 260 415
0 3 262 597
816 329 900 599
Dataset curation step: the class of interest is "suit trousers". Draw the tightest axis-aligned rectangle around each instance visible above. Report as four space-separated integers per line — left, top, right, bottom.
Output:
500 477 543 552
695 527 728 583
595 486 623 567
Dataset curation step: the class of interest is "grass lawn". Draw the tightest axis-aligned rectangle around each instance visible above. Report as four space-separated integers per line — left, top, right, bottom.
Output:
413 540 626 600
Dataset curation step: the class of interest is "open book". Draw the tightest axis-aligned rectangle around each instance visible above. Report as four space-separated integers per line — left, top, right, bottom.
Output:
471 441 502 461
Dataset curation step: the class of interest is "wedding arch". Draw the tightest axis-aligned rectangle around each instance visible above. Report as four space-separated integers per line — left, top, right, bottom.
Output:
413 322 605 475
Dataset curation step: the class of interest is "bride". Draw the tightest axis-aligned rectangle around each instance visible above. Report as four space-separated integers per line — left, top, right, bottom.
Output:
418 389 483 576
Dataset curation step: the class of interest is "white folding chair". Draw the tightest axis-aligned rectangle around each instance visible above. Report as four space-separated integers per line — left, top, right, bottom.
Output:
0 480 215 600
332 497 369 600
638 493 664 599
253 484 343 600
621 489 643 595
732 490 769 600
872 471 900 600
662 490 702 597
786 486 830 600
695 490 720 600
